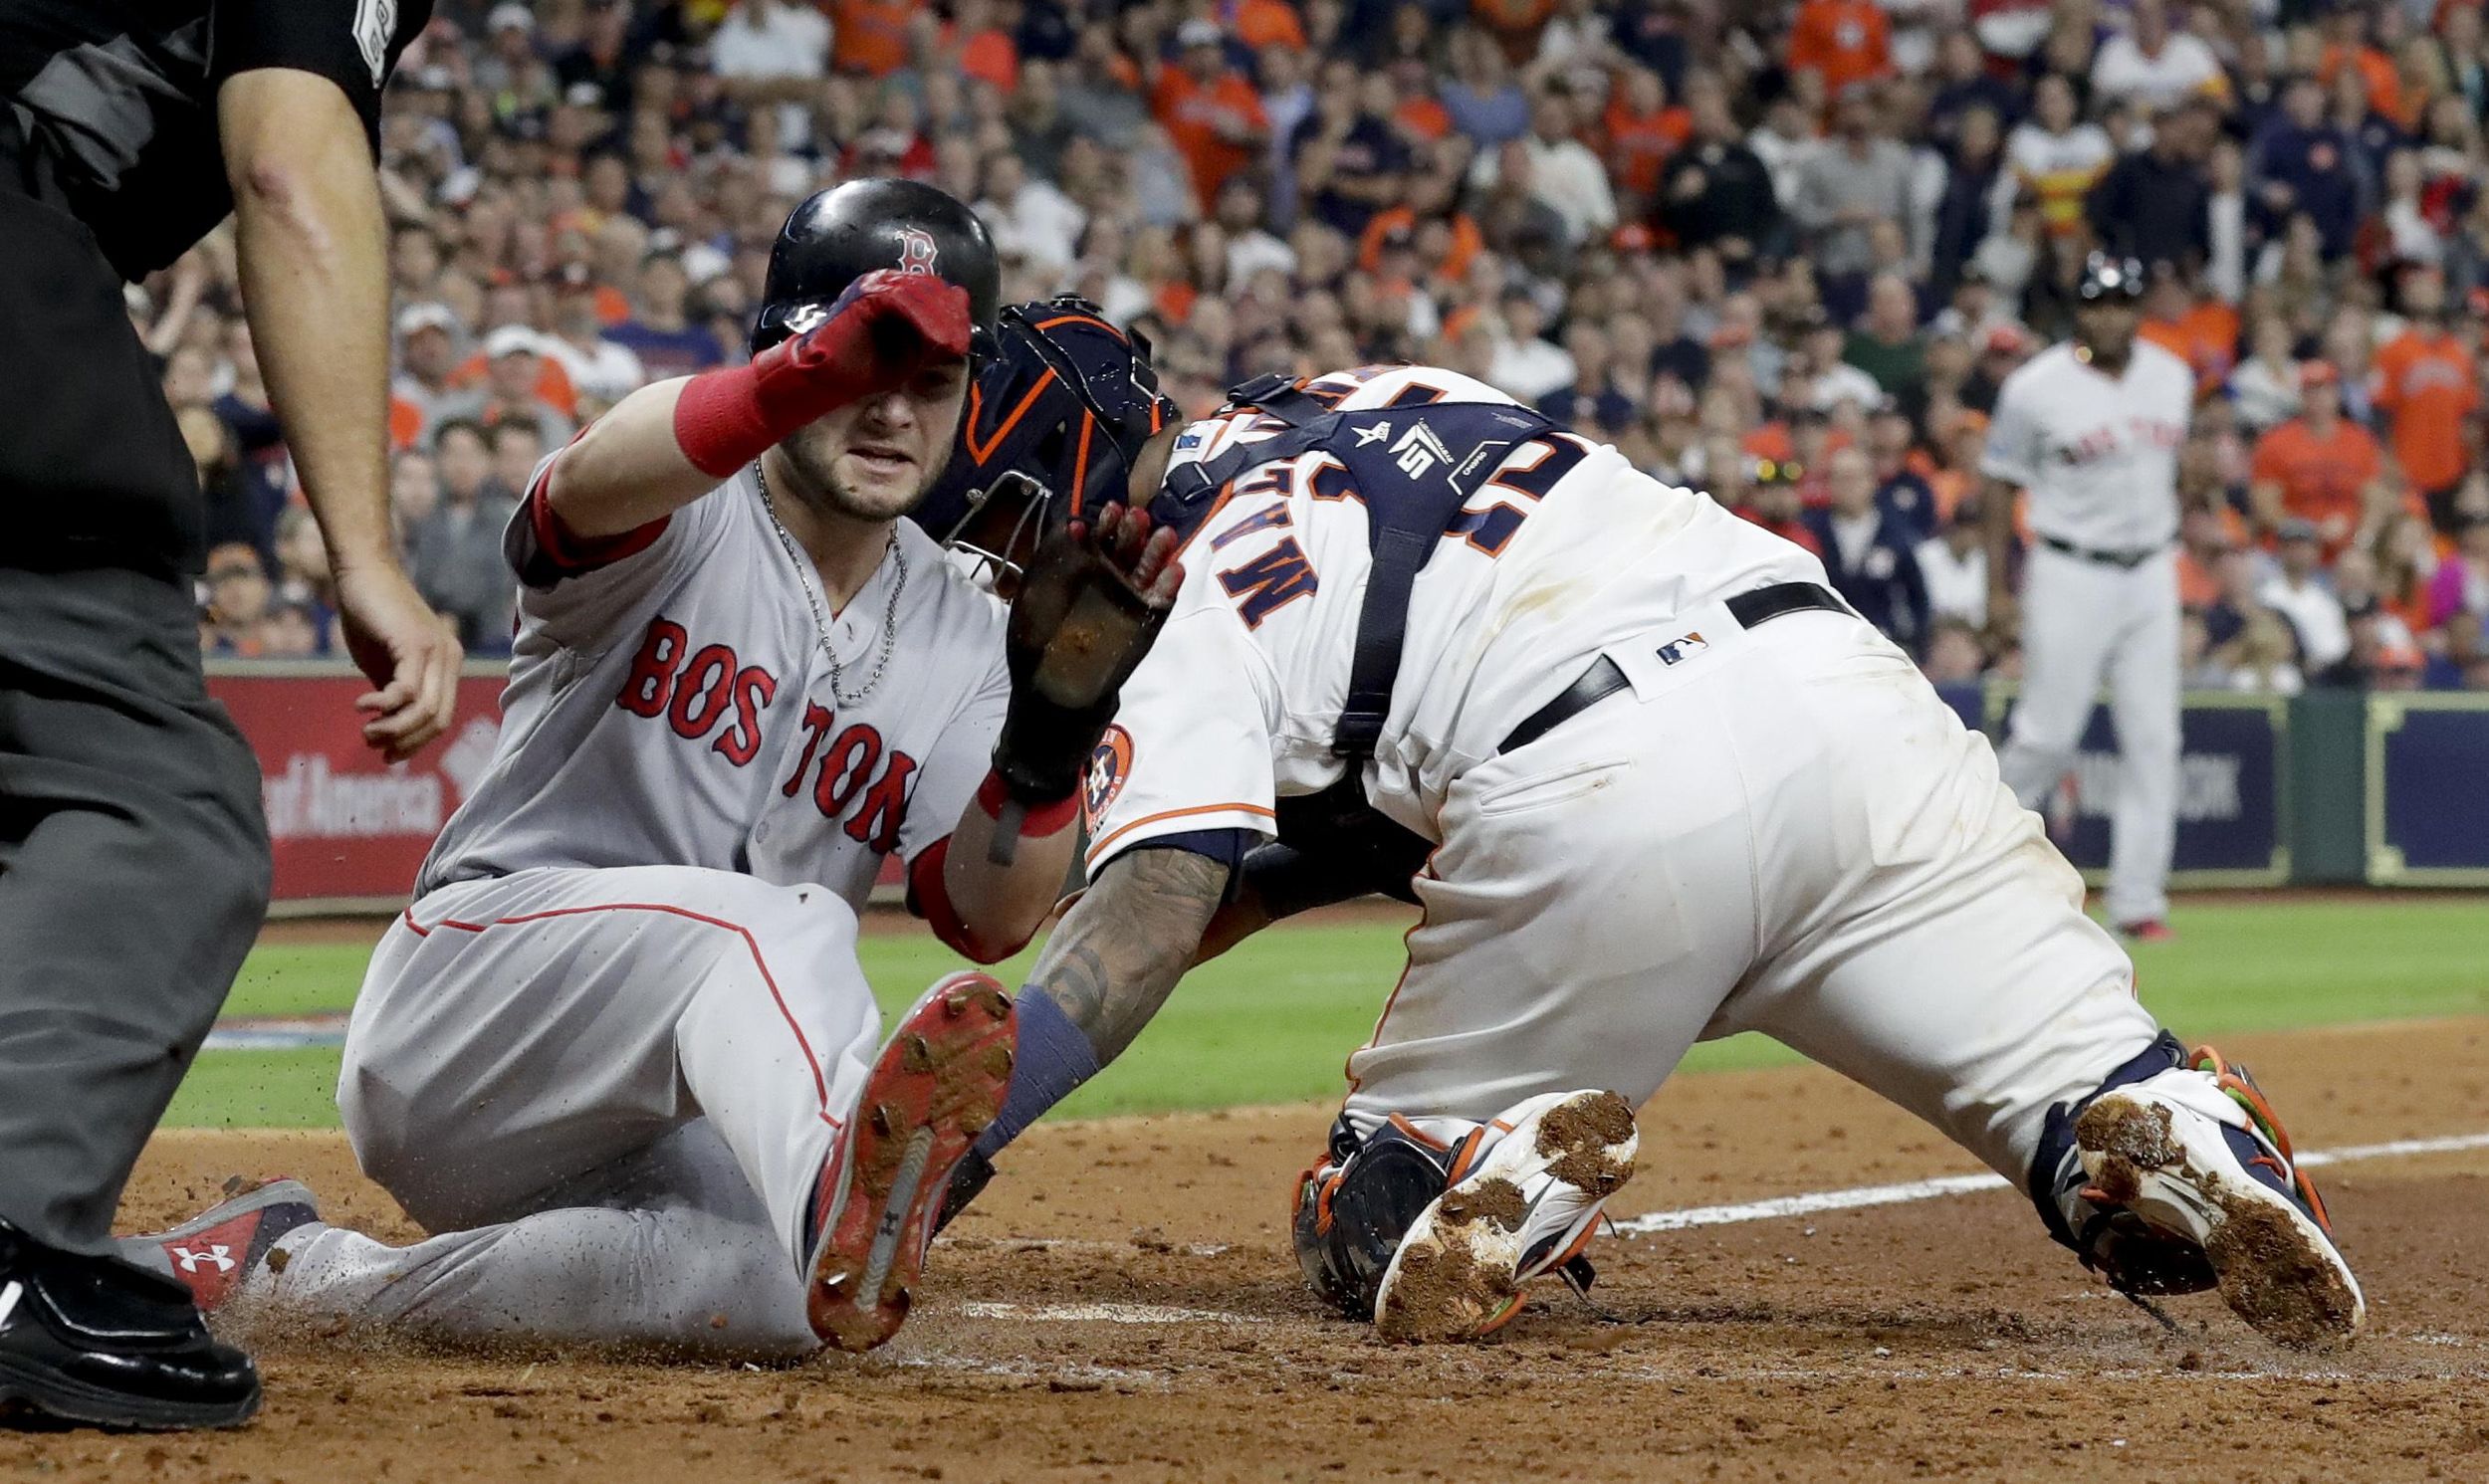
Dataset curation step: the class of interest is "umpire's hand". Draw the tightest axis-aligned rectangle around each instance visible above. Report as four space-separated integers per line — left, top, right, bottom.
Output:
336 562 462 761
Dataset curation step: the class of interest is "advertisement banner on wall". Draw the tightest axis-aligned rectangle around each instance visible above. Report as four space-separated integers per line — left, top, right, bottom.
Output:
211 663 919 908
208 664 509 909
1984 689 2290 887
2367 693 2489 886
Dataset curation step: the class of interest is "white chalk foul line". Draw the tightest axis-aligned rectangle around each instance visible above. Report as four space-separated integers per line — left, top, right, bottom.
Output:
1613 1128 2489 1237
958 1301 1270 1325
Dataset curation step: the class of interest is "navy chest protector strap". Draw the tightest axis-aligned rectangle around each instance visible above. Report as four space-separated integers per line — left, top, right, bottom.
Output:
1155 373 1561 760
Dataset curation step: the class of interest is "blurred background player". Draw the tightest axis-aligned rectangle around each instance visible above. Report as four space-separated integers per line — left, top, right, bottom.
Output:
0 0 457 1429
1983 254 2193 941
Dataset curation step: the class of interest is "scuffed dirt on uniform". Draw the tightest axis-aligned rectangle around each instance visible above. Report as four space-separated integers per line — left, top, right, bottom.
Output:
1539 1090 1638 1192
1373 1177 1529 1344
2207 1188 2365 1352
2075 1096 2183 1169
48 1018 2489 1482
2075 1092 2362 1351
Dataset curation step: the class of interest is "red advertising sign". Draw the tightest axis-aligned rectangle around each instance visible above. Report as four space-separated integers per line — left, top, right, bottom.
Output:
207 664 507 908
209 663 912 907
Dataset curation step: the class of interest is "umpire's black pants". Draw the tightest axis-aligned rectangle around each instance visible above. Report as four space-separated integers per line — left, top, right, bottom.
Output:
0 137 271 1255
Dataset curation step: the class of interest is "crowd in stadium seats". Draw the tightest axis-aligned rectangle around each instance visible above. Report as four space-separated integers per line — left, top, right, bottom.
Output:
158 0 2489 694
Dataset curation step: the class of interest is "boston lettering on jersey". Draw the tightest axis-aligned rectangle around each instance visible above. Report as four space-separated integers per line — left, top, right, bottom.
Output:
614 612 915 853
2052 416 2184 467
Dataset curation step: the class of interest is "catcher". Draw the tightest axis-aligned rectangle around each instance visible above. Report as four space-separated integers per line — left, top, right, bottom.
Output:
119 182 1182 1357
932 346 2365 1351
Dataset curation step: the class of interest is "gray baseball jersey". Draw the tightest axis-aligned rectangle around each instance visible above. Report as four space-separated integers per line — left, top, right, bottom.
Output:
416 466 1011 905
1981 340 2192 551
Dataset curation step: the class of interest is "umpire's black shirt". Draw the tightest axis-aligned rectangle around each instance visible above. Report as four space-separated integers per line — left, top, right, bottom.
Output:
1 0 432 280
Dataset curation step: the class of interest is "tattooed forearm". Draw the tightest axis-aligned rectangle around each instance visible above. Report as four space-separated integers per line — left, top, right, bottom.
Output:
1028 847 1228 1066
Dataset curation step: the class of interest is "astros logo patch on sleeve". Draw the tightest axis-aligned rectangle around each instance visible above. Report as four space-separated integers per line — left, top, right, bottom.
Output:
1083 726 1134 831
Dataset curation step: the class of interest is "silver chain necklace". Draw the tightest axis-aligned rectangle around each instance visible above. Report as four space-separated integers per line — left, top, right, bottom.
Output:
752 459 907 707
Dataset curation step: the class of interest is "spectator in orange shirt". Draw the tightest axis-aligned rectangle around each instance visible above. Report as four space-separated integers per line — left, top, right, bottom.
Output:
1153 19 1270 215
2318 8 2402 124
2174 497 2240 611
1786 0 1894 101
1604 67 1692 206
1235 0 1308 53
2137 270 2238 396
2249 361 2391 552
1472 0 1557 68
946 0 1018 94
2372 266 2479 530
831 0 920 78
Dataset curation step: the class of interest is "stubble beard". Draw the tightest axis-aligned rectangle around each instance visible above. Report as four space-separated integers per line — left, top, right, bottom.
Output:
777 436 925 526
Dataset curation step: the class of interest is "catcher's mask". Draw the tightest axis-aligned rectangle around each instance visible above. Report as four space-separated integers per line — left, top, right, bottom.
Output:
918 296 1179 596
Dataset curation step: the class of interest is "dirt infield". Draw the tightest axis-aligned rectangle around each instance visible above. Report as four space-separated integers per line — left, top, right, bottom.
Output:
21 1017 2485 1481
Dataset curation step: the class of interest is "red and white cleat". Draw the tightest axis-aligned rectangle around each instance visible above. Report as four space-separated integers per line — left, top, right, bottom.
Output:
116 1177 320 1313
803 971 1017 1353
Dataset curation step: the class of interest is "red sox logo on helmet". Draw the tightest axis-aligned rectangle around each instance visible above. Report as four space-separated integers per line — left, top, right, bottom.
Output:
896 227 941 278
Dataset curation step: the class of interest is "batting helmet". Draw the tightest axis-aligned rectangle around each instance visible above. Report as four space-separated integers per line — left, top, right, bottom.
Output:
2077 252 2148 303
749 179 1002 356
914 296 1180 591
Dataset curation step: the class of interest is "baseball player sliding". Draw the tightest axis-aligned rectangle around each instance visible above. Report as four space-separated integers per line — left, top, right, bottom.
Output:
1983 254 2192 940
119 181 1183 1358
932 346 2360 1350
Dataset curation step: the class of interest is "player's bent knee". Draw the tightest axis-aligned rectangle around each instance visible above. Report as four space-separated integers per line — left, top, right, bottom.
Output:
1290 1116 1454 1321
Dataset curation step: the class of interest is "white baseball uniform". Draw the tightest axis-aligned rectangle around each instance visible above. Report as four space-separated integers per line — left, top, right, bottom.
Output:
1983 339 2191 928
265 465 1012 1357
1088 365 2158 1186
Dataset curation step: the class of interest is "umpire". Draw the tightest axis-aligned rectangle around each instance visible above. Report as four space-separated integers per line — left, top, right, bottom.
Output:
0 0 458 1428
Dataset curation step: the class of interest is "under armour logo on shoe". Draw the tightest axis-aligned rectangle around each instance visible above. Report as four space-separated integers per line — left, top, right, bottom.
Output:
170 1244 236 1274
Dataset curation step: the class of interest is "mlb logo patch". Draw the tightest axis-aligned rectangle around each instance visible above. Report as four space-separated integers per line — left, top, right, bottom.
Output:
1657 632 1708 666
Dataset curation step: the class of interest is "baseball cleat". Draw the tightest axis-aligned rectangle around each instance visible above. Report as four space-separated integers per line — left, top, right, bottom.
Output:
1373 1090 1638 1344
116 1177 320 1314
2075 1046 2363 1349
2118 919 2175 944
804 970 1016 1353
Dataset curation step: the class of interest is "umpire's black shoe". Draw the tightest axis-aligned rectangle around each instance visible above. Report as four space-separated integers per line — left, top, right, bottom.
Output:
0 1222 259 1429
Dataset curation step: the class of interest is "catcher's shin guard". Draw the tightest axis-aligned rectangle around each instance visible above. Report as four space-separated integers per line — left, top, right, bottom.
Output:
1291 1093 1635 1338
1290 1116 1457 1322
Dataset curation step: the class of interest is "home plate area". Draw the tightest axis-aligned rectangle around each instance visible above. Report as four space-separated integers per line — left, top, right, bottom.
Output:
30 1018 2489 1482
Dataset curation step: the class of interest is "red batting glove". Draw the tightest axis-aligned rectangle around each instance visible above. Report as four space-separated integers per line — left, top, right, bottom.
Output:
672 270 972 478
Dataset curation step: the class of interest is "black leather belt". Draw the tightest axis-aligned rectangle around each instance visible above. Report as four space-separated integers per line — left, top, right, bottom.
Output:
1496 581 1849 754
2038 534 2169 569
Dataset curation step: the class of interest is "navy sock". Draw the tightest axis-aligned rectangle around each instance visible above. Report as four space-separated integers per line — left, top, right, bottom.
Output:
971 987 1099 1163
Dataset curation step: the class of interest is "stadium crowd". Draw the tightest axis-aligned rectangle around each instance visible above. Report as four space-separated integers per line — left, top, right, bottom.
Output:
160 0 2489 695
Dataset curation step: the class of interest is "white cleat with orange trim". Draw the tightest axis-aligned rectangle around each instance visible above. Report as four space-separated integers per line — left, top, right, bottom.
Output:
1372 1090 1639 1344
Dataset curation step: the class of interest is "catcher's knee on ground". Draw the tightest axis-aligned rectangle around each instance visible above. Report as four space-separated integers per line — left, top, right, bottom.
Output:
1290 1115 1456 1321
